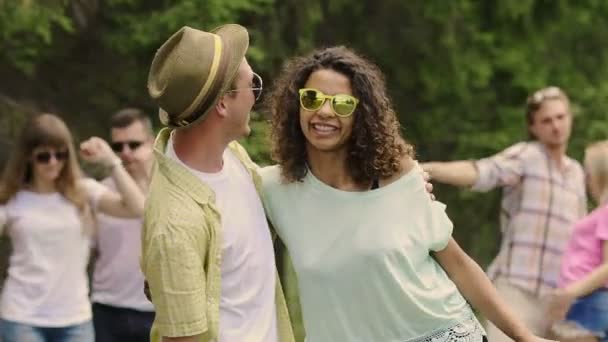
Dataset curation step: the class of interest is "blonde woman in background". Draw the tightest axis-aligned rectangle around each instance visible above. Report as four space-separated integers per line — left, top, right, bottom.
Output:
0 113 144 342
549 141 608 342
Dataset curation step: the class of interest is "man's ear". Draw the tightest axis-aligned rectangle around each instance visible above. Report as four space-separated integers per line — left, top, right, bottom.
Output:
215 95 229 118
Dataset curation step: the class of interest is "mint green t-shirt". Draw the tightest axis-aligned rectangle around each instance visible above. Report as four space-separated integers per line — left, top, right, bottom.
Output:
260 165 477 342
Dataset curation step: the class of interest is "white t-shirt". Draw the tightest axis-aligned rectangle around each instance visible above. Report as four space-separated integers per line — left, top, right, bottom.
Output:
91 178 154 312
0 179 107 326
261 165 478 342
166 138 278 342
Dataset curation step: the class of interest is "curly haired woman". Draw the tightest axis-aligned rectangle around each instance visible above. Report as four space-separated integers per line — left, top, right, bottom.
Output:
260 46 553 342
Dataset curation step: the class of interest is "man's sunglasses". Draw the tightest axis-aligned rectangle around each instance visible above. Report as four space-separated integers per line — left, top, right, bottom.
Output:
226 72 263 101
111 141 144 153
34 150 68 163
298 88 359 117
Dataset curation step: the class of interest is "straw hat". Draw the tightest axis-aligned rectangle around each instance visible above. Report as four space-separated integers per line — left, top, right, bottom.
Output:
147 24 249 128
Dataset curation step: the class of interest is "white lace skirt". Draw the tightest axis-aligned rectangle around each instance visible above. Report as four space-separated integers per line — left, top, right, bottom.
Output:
417 315 486 342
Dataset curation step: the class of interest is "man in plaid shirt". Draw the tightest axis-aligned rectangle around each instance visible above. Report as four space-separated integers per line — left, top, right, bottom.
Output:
422 86 587 341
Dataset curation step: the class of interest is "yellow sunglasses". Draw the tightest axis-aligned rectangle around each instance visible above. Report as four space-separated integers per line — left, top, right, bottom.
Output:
298 88 359 117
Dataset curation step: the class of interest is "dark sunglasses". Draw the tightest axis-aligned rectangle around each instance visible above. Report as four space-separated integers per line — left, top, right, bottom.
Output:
226 72 263 101
110 141 144 153
34 150 69 163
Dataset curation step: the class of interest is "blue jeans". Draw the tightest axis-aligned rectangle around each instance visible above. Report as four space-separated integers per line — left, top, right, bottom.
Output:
565 289 608 341
0 319 94 342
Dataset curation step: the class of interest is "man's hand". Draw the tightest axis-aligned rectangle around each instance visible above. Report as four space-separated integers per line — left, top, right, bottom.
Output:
80 136 120 167
420 161 479 188
546 288 576 322
422 170 435 200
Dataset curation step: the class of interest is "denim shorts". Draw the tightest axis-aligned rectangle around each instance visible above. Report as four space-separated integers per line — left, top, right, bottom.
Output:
0 318 94 342
564 289 608 341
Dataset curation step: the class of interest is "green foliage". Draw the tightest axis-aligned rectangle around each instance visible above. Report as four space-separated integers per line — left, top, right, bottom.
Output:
239 112 272 166
99 0 274 56
0 0 74 74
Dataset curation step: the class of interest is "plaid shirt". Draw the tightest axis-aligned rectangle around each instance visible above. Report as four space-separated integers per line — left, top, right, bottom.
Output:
472 141 587 296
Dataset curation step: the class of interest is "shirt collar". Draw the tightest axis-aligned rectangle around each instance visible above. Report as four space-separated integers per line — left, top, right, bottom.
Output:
152 127 214 205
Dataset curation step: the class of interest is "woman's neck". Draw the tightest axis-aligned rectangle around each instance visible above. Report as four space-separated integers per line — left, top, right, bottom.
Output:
307 150 369 191
541 142 567 170
30 177 57 193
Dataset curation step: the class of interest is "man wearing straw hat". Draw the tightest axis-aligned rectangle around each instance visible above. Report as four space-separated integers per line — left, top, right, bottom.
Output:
141 24 294 342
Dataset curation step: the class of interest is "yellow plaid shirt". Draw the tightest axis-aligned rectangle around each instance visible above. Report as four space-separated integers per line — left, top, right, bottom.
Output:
141 128 294 342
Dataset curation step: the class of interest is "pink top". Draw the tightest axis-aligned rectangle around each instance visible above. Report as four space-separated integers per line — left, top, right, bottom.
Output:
560 205 608 288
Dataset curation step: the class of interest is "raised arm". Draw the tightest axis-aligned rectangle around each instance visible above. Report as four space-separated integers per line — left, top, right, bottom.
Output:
80 136 145 217
423 143 527 191
421 161 478 188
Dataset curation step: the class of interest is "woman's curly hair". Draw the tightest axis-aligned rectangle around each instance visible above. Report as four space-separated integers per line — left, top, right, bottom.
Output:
266 46 413 184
